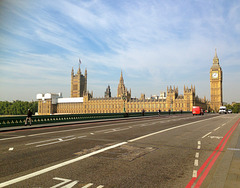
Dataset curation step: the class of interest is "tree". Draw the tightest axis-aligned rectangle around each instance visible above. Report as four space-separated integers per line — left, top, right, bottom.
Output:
0 101 38 115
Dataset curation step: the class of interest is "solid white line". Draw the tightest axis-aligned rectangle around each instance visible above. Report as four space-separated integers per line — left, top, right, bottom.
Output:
0 142 127 187
202 132 212 139
214 127 221 131
0 136 26 141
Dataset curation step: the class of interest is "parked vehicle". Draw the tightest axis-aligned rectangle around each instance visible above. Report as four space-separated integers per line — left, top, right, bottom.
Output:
228 109 232 114
192 106 204 115
219 106 227 114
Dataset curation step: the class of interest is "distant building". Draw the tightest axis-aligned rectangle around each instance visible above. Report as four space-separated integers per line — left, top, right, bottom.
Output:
37 62 209 115
104 85 111 98
71 65 87 97
210 49 223 112
159 92 166 99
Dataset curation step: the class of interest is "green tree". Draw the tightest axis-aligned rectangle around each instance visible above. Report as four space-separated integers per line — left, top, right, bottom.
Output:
0 101 38 115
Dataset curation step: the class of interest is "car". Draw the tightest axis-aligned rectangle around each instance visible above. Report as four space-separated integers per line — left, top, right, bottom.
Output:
228 109 232 114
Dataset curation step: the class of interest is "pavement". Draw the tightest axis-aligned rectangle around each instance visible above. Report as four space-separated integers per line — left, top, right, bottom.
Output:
207 117 240 188
1 115 240 188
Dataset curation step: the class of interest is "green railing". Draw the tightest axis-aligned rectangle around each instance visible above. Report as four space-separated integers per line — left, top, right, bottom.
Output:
0 111 191 128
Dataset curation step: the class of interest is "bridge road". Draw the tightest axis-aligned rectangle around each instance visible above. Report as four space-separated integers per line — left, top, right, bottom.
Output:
0 114 239 187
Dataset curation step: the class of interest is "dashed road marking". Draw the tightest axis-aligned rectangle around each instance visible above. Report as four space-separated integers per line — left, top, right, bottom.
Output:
192 170 197 178
214 127 220 131
194 159 199 166
195 152 199 158
202 132 212 139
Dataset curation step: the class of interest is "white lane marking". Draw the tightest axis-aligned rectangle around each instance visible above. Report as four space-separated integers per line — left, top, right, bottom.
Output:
214 127 221 131
9 147 14 151
227 148 240 151
192 170 197 178
0 116 220 187
82 183 93 188
25 136 75 146
209 136 223 139
198 141 201 145
0 142 127 187
78 136 87 139
62 180 79 187
104 127 130 133
197 145 201 150
222 123 226 126
36 137 76 148
194 159 198 166
195 152 199 158
51 177 71 188
0 136 26 141
202 132 212 139
27 119 158 137
128 117 218 143
97 186 104 188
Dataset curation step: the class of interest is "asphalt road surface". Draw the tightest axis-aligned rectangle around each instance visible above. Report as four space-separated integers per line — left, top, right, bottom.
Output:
0 113 239 188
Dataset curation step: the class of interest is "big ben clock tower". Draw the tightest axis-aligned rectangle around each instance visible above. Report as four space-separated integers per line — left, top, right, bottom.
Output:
210 49 223 112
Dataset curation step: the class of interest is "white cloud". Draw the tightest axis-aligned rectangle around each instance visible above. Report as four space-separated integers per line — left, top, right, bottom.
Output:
0 0 239 103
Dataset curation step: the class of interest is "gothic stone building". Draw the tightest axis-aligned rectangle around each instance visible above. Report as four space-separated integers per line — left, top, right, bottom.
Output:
37 55 215 115
210 49 223 112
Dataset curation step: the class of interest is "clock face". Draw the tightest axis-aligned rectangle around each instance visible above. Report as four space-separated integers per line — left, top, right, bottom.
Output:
212 72 218 78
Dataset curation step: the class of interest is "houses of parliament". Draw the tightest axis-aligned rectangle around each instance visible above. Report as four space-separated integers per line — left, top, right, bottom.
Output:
37 50 222 115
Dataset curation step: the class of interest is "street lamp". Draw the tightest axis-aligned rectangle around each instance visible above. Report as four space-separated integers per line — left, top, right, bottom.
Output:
122 94 126 113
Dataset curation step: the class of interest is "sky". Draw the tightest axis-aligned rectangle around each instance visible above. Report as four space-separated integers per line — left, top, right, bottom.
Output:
0 0 240 104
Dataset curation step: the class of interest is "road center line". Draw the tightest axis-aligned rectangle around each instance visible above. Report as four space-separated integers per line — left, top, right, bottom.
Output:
202 132 212 139
214 127 221 131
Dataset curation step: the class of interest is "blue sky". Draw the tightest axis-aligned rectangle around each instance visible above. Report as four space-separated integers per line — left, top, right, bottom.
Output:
0 0 240 103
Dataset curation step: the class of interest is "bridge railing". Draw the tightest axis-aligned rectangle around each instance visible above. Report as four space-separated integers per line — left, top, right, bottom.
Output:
0 111 190 127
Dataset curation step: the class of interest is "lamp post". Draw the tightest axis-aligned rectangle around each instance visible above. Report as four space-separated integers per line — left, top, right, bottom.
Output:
122 94 126 113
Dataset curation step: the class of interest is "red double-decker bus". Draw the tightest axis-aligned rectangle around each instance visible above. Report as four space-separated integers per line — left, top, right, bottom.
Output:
192 106 204 115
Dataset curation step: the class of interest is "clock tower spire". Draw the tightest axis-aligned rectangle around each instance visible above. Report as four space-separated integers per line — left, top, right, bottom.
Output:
210 49 223 112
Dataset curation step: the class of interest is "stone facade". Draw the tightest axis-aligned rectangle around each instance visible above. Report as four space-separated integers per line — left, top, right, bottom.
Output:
37 62 210 115
210 49 223 112
71 65 87 97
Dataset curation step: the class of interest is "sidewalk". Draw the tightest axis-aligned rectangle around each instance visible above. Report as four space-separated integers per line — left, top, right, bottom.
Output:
208 118 240 188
